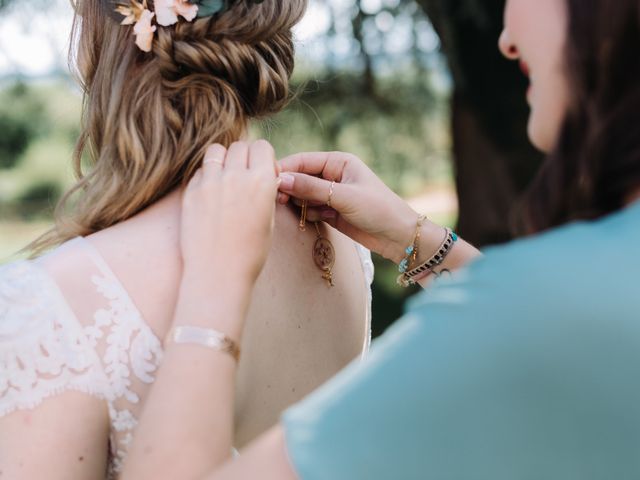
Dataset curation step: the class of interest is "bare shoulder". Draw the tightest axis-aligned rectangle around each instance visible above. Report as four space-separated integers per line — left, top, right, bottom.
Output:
0 391 110 480
82 191 184 337
1 252 111 478
267 202 369 284
38 191 371 448
80 194 370 341
235 204 372 445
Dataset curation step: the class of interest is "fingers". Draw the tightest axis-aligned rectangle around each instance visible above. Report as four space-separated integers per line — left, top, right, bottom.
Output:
226 141 250 171
187 167 204 190
279 151 351 182
278 172 344 209
306 206 338 222
200 140 278 184
202 144 227 179
249 140 278 178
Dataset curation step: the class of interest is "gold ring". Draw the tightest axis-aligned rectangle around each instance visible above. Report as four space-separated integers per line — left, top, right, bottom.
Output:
203 157 224 166
327 180 336 208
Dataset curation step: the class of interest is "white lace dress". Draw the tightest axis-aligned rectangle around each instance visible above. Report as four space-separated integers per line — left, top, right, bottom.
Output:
0 236 374 479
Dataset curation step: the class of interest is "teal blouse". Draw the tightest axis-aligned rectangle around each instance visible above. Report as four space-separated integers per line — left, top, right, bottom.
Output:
283 200 640 479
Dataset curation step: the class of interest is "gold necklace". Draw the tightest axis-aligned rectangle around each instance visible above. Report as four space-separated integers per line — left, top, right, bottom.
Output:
299 200 335 287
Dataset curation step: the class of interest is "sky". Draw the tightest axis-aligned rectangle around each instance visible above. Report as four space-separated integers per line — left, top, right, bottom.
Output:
0 0 344 77
0 0 73 76
0 0 440 78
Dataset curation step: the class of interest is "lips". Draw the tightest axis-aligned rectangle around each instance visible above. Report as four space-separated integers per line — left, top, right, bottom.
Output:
519 60 530 78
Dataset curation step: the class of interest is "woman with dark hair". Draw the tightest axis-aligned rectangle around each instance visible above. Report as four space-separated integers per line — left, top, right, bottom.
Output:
115 0 640 477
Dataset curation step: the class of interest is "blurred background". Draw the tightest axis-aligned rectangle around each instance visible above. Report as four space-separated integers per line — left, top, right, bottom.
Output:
0 0 542 335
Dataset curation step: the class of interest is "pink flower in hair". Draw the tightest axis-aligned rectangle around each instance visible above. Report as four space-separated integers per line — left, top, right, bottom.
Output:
155 0 199 27
134 9 157 52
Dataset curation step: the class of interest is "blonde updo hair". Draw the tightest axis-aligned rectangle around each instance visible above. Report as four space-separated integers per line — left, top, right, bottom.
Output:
28 0 307 255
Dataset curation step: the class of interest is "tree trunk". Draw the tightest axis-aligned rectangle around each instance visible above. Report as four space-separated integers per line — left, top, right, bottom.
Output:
415 0 543 246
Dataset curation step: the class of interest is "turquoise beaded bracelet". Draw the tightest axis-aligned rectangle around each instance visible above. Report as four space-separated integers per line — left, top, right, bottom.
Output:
397 227 459 287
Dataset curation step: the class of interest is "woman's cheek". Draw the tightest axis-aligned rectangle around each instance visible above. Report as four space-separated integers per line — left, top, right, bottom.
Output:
527 74 569 153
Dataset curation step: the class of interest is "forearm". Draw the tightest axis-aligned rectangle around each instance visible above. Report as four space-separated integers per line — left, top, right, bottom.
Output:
201 426 299 480
414 221 481 288
386 217 482 289
121 272 253 480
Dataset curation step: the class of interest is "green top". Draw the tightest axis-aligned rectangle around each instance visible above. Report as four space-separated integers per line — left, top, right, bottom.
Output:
283 200 640 479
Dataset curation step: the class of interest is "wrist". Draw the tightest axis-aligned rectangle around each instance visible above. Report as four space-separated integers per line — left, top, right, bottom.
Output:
182 257 257 292
415 222 450 263
175 267 255 340
382 210 420 264
386 217 447 266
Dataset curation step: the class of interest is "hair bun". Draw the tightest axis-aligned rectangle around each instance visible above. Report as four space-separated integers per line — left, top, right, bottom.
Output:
154 28 293 118
41 0 308 252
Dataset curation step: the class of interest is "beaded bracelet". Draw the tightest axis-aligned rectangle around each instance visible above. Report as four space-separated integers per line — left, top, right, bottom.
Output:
398 214 428 274
397 227 459 287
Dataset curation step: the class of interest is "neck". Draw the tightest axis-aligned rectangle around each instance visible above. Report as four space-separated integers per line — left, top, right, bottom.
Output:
108 186 185 254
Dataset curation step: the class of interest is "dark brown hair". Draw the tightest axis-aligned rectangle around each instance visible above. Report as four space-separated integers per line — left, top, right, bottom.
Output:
522 0 640 233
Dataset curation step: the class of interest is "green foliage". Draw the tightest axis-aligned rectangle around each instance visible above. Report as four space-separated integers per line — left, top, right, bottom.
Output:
196 0 264 18
17 180 61 218
262 70 451 196
0 81 80 220
0 82 48 169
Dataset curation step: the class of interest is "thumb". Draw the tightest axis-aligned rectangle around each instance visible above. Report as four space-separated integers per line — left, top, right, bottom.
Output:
278 173 344 210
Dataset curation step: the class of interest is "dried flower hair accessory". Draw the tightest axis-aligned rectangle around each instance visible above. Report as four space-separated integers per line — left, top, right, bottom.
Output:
115 0 156 52
112 0 265 52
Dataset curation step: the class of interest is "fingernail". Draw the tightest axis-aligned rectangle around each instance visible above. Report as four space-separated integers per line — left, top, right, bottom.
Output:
279 173 295 190
321 209 337 219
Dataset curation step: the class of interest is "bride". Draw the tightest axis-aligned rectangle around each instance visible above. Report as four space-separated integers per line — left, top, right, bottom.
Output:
0 0 372 478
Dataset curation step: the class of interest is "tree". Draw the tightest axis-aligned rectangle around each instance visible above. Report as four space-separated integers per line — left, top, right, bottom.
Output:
415 0 543 245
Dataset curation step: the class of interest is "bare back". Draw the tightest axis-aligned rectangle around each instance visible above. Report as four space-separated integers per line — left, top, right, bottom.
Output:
70 188 371 448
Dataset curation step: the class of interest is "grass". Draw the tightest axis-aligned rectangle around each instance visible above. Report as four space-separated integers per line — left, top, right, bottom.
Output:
0 220 51 263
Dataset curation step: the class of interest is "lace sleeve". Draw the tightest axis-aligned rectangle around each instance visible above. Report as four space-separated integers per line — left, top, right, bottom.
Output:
0 260 110 417
354 243 375 354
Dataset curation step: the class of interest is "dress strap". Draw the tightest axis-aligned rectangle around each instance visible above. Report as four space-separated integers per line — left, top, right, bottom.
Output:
354 242 374 356
73 237 122 283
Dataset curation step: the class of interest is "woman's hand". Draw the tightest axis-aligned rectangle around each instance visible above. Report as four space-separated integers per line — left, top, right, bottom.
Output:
181 140 280 285
278 151 421 264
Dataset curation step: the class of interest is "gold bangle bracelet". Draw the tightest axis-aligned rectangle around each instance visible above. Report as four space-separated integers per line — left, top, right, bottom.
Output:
165 326 241 362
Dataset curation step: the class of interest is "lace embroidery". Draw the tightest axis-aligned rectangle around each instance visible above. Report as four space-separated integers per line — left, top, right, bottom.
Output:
355 243 375 353
108 403 138 478
0 255 164 479
91 273 162 403
0 261 110 417
355 243 375 291
87 265 163 477
1 238 373 478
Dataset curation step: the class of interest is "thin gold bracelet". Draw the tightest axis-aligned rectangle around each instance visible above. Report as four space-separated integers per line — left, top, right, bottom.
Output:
397 214 428 274
165 326 241 362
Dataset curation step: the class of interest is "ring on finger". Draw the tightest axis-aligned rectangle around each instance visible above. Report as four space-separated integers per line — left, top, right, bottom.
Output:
327 180 336 208
204 157 225 166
